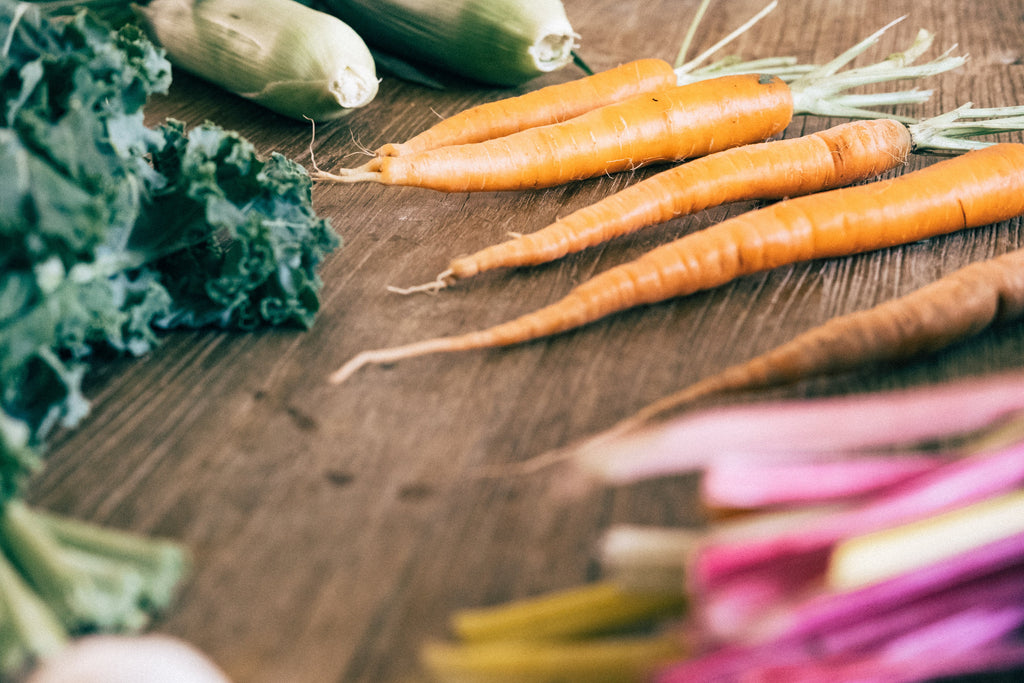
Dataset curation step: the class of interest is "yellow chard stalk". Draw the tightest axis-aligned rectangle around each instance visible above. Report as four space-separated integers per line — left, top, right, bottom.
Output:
135 0 378 120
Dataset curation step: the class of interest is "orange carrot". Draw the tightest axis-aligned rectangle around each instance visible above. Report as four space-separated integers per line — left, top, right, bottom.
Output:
329 143 1024 384
376 58 679 159
350 0 797 166
389 105 1024 294
392 118 913 292
620 247 1024 428
327 73 795 192
314 23 963 192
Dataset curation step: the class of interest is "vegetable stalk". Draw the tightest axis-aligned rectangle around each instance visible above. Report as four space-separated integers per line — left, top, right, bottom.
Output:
423 380 1024 682
309 0 578 86
30 0 380 120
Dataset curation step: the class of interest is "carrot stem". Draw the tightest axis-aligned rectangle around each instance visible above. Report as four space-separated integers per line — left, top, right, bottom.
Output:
673 0 713 70
788 25 964 121
675 0 780 76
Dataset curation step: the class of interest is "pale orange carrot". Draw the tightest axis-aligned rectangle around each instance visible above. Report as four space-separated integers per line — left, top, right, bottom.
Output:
325 72 796 192
314 22 963 193
329 143 1024 384
622 246 1024 428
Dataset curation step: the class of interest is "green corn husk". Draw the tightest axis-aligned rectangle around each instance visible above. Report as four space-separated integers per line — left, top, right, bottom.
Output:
312 0 578 86
135 0 379 120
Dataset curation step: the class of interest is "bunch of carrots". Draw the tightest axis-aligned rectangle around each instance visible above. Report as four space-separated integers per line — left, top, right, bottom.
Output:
421 373 1024 682
317 2 1024 434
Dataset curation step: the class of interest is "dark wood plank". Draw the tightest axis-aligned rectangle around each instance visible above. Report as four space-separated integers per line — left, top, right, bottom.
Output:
24 0 1024 681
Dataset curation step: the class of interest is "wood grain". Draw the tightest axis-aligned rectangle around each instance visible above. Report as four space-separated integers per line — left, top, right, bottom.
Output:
25 0 1024 681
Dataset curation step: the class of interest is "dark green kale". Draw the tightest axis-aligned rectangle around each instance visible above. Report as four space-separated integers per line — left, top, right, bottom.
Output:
0 2 339 672
141 120 339 331
1 3 174 490
1 1 339 483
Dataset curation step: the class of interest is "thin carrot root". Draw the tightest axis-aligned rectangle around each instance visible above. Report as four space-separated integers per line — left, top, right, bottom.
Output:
329 337 464 384
312 169 382 184
327 159 379 176
387 269 455 295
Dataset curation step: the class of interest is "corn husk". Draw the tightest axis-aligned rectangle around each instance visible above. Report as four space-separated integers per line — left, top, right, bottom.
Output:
314 0 578 86
135 0 378 120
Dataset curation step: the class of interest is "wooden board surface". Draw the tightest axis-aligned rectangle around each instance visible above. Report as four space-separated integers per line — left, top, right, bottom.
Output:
27 0 1024 681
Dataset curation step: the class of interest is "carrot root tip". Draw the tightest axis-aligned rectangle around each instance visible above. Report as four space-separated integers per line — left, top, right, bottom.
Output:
329 350 392 384
311 168 382 184
386 269 455 296
329 336 456 384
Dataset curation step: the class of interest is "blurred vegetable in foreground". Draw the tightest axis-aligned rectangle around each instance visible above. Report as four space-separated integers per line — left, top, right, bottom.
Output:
423 373 1024 682
308 0 578 86
26 634 230 683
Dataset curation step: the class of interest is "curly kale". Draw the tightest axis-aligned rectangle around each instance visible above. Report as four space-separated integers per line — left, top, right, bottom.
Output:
0 2 339 672
2 1 339 482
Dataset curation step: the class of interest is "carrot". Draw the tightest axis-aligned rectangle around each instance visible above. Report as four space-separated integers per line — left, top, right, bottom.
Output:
621 246 1024 428
329 143 1024 384
369 58 677 160
396 119 912 292
389 104 1024 294
375 59 678 159
332 73 795 192
345 0 800 167
313 21 964 193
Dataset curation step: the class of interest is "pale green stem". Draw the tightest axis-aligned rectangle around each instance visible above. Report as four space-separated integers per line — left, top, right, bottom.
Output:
680 56 816 84
673 0 713 69
804 16 909 78
675 12 965 121
675 0 779 73
788 24 966 122
910 103 1024 153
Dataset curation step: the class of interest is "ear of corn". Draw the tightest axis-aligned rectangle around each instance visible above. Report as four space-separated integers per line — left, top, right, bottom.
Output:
312 0 578 86
135 0 378 120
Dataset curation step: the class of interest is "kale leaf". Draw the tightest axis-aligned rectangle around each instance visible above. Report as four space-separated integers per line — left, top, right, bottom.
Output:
0 3 339 669
1 3 339 490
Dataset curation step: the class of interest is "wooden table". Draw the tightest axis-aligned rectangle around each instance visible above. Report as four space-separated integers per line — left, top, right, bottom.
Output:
29 0 1024 681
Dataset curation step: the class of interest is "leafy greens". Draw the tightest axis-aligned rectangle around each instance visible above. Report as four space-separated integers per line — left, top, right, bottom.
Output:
0 1 339 673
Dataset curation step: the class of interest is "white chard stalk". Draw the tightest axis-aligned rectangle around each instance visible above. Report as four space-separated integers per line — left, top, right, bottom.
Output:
135 0 378 120
313 0 578 86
